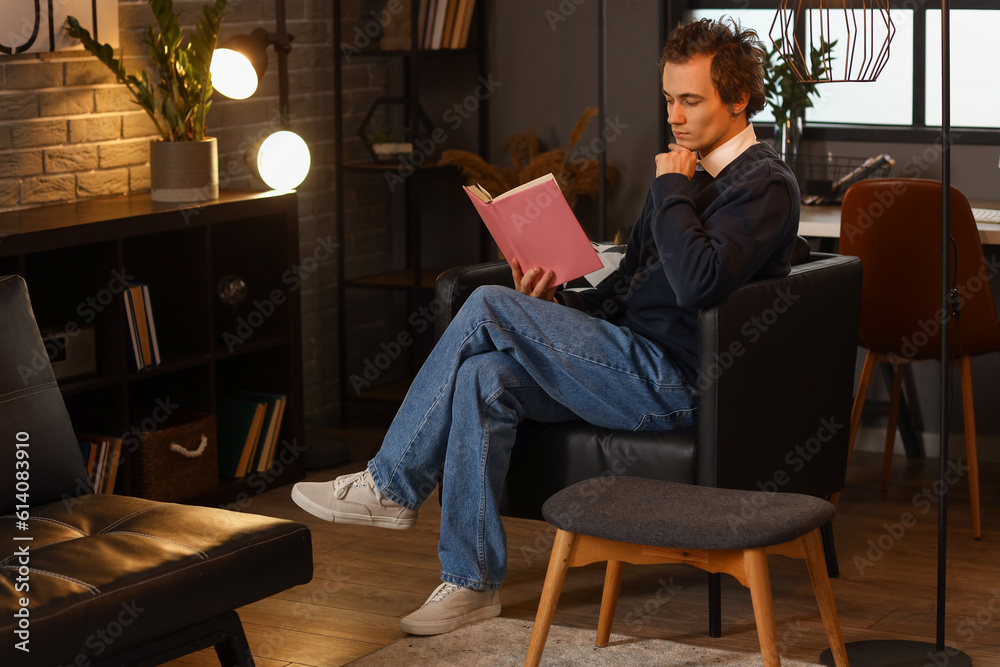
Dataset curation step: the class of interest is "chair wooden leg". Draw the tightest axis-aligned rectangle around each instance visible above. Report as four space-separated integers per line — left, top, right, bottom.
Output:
847 350 876 466
743 548 781 667
596 560 624 647
881 363 905 492
525 529 576 667
832 349 877 508
801 529 848 667
959 356 982 540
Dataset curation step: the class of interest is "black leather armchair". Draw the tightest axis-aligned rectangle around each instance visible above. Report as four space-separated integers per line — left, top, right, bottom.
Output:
435 252 863 633
0 275 313 667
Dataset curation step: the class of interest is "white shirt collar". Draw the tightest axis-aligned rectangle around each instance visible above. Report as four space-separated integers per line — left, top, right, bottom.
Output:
697 123 757 178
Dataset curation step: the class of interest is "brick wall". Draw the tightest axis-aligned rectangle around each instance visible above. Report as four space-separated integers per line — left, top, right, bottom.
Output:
0 0 396 426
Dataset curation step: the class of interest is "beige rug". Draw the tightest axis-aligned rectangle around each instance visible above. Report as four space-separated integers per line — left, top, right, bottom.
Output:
345 617 825 666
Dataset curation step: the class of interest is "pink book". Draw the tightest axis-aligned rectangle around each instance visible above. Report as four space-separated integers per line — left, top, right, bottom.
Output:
463 173 603 286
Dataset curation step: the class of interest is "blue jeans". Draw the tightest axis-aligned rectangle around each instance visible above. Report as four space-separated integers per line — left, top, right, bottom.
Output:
368 285 696 591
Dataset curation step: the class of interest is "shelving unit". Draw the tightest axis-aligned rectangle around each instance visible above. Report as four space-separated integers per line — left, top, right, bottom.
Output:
0 190 305 506
334 0 490 423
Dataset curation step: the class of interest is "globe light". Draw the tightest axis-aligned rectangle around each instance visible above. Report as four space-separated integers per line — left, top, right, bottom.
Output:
255 131 311 191
211 48 260 100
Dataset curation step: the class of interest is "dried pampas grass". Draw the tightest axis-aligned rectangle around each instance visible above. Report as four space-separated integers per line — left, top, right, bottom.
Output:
439 107 619 209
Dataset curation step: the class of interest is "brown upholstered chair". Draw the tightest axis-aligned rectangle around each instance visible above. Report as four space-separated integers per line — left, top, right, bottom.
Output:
839 178 1000 539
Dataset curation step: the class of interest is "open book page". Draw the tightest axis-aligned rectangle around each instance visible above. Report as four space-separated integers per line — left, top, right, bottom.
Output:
462 173 602 285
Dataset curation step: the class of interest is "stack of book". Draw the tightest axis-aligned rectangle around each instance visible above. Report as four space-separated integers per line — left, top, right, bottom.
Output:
77 433 123 494
217 392 287 478
418 0 477 50
124 282 161 370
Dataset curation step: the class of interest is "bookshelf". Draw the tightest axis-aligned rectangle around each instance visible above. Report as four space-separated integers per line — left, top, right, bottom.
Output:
0 190 305 506
334 0 490 424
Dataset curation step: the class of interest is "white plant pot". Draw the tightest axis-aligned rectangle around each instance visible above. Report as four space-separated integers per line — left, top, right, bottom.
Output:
150 138 219 203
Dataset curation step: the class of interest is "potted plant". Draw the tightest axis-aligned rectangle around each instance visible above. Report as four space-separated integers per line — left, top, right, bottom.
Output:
65 0 228 203
763 36 835 166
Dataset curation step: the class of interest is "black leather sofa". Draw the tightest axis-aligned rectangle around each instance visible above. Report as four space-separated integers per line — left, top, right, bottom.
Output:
435 251 862 633
0 275 313 667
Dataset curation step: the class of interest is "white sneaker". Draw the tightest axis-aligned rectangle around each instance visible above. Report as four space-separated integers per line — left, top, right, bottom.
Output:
399 582 501 635
291 469 417 529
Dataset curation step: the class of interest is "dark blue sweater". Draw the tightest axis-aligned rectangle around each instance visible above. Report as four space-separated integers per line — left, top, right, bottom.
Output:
559 141 800 386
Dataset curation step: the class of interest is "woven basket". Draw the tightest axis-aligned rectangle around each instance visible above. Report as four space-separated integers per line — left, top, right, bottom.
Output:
131 410 218 502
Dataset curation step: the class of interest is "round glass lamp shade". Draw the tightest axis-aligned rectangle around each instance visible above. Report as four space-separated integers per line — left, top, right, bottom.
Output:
211 48 260 100
255 131 311 190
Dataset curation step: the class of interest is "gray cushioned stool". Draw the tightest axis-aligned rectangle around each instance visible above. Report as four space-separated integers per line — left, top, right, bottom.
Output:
524 477 849 667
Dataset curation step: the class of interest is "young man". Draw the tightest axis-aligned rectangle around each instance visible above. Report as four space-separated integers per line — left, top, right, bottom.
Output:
292 17 800 636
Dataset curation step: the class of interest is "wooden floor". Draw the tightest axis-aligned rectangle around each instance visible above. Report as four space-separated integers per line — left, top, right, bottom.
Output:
167 437 1000 667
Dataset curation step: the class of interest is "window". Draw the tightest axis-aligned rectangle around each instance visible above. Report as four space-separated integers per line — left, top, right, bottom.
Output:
925 10 1000 128
687 1 1000 139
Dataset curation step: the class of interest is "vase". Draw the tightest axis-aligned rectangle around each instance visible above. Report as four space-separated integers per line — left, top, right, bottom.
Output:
150 138 219 203
773 115 803 167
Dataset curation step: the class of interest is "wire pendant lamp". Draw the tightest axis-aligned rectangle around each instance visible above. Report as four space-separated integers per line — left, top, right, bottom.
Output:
770 0 895 83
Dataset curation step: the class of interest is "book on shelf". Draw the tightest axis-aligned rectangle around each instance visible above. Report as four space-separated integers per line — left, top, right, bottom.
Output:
239 390 287 473
123 281 161 371
142 284 161 365
442 0 460 48
430 0 449 48
129 285 153 367
122 290 142 371
463 172 603 286
422 0 437 48
77 433 123 494
455 0 476 48
216 396 267 478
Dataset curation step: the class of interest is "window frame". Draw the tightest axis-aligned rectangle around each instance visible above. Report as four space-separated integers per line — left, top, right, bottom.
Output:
672 0 1000 146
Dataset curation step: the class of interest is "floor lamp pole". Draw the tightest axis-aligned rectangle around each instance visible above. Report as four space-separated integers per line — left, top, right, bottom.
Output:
820 0 972 662
936 0 952 650
597 0 607 241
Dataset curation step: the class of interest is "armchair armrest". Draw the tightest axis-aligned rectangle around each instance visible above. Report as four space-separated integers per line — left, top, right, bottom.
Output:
435 261 513 340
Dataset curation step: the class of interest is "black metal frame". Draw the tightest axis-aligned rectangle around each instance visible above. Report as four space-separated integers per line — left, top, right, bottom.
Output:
92 611 253 667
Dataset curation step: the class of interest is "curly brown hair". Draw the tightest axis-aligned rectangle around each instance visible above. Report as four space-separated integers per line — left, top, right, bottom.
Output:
659 17 767 121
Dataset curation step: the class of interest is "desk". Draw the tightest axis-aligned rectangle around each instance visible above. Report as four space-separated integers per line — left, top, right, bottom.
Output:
799 204 1000 245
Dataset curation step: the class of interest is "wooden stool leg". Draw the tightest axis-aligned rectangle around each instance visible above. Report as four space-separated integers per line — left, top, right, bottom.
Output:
881 363 905 492
801 530 848 667
525 529 576 667
959 356 982 539
743 548 781 667
596 560 624 647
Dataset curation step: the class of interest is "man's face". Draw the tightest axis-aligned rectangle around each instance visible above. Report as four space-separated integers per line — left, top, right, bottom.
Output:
661 54 747 158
